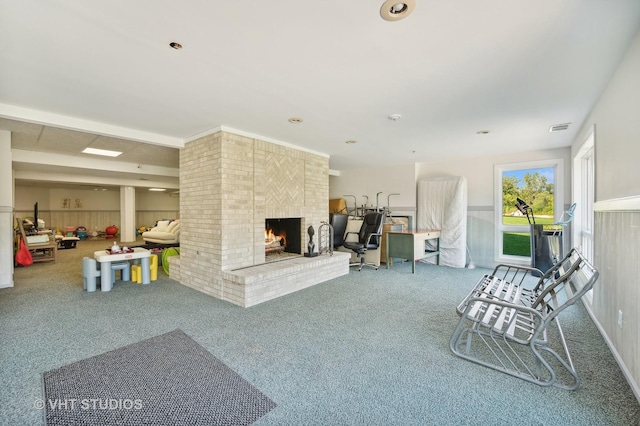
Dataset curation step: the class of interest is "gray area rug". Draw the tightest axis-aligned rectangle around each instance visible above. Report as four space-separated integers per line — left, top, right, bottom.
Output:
42 329 276 425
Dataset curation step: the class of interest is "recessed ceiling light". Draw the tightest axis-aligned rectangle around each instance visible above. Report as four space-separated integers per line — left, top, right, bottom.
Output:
380 0 415 21
476 130 491 134
82 147 122 157
345 140 357 144
549 123 571 132
288 117 304 124
169 42 182 50
148 188 166 192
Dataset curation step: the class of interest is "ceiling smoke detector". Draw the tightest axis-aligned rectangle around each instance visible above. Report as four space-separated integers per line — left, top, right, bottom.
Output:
380 0 415 21
388 113 402 122
549 123 571 132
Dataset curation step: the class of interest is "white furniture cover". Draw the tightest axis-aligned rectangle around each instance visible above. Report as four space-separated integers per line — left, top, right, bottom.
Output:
416 176 467 268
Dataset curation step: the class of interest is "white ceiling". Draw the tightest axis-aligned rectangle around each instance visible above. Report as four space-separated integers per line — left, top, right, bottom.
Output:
2 0 640 190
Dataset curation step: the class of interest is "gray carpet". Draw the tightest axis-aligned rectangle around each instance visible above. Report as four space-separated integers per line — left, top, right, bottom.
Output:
42 329 276 425
2 237 639 425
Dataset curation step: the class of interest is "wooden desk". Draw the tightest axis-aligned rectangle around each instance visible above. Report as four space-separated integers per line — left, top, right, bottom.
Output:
380 223 405 264
385 230 441 274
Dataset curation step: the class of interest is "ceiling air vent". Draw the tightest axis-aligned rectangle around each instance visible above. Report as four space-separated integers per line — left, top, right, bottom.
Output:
549 123 571 132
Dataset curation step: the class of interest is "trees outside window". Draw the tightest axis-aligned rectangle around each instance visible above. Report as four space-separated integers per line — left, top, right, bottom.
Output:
495 160 563 262
502 168 555 219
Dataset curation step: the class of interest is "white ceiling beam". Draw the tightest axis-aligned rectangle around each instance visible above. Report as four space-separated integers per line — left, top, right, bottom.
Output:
13 170 179 190
0 103 183 149
12 149 178 178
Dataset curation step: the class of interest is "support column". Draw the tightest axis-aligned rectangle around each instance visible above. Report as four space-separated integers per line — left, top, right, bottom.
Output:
119 186 136 243
0 131 14 288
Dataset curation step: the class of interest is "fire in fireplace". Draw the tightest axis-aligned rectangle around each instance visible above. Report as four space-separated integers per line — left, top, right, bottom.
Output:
265 218 301 257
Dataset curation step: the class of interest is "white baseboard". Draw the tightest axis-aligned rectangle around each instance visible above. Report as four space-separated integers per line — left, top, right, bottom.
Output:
583 300 640 404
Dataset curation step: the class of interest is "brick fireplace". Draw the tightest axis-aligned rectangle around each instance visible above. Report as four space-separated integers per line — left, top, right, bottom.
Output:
175 130 350 307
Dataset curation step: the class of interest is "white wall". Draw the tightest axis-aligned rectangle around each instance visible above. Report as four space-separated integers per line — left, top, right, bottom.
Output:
14 187 51 211
135 189 180 211
329 148 571 211
411 147 571 268
14 185 179 234
14 186 179 211
15 187 120 211
574 29 640 202
50 188 120 210
571 28 640 401
416 147 571 207
329 164 417 214
328 148 571 268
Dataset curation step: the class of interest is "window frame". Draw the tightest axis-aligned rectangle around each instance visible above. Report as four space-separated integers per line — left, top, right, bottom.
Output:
494 158 564 265
573 126 595 303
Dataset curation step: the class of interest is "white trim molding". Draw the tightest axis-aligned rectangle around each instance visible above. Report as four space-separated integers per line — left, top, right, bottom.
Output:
185 125 331 159
594 195 640 212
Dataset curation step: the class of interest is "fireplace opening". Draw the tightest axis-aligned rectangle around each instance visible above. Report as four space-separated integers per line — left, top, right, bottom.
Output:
265 218 301 259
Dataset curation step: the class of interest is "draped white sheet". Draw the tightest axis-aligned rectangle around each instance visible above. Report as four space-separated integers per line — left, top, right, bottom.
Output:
417 176 467 268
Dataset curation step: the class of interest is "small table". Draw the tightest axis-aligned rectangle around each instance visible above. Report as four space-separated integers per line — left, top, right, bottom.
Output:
94 247 151 291
385 230 441 274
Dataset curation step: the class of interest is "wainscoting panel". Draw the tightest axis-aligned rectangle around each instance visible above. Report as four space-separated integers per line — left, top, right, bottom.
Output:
14 210 179 233
593 210 639 393
466 207 495 268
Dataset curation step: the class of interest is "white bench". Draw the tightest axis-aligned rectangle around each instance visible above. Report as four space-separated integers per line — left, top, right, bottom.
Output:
450 248 599 390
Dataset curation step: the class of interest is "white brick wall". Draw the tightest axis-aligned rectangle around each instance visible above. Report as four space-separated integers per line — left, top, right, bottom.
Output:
175 130 346 306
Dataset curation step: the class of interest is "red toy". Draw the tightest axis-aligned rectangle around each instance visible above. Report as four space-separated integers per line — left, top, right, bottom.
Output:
105 225 119 238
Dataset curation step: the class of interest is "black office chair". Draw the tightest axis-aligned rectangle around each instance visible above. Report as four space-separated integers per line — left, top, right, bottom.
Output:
330 213 349 249
343 212 384 271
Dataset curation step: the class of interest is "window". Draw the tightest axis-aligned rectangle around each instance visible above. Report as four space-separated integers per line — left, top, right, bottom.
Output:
573 127 595 303
494 159 564 264
573 129 594 262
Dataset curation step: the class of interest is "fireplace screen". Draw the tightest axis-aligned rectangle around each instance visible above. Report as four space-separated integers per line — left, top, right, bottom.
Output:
265 218 301 257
